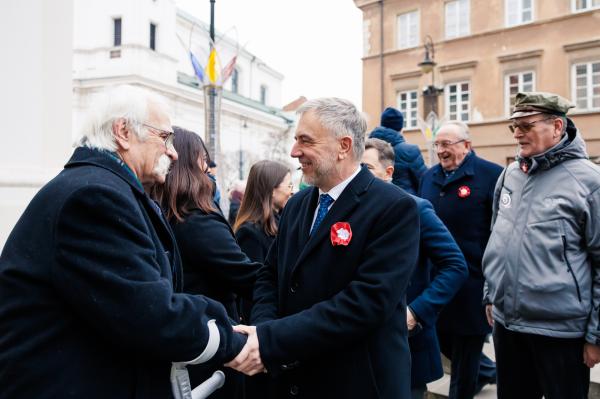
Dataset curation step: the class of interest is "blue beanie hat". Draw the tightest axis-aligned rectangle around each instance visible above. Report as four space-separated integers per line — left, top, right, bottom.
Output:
380 107 404 131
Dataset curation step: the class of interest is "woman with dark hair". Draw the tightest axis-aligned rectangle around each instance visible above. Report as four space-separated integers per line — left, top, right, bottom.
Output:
151 126 260 399
234 160 292 267
232 160 292 399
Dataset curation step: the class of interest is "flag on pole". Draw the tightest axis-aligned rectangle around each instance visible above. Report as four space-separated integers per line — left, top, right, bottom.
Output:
221 55 237 84
205 48 221 85
190 52 205 84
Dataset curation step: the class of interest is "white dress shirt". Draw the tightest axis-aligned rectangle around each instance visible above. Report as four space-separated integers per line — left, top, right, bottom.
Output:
310 165 362 231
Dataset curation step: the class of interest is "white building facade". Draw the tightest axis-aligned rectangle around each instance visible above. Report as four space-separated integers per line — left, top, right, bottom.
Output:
73 0 295 204
0 0 295 249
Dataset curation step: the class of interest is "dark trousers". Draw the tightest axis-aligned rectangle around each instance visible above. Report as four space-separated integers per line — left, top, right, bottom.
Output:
493 322 590 399
438 332 486 399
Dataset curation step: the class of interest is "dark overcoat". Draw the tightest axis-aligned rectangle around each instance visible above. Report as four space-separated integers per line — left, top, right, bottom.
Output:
172 209 260 321
171 209 261 399
0 147 245 399
369 126 427 195
419 151 502 335
236 221 275 266
407 196 468 387
251 167 420 399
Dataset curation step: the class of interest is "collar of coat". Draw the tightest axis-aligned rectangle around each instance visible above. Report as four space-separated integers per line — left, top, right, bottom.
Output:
65 147 145 195
432 151 476 187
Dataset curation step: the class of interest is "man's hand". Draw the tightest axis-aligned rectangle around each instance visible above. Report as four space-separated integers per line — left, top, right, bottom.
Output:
583 343 600 368
485 304 494 327
407 307 417 330
225 325 265 375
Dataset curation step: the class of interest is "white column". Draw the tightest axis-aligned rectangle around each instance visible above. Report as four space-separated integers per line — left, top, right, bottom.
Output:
0 0 73 249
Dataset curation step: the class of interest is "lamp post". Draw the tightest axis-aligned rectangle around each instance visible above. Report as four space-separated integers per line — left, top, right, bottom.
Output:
418 35 444 166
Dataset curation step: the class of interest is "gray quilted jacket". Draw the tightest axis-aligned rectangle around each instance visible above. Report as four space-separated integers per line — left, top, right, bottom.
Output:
483 120 600 344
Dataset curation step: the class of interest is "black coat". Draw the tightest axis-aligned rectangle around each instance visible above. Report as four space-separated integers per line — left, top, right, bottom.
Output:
171 209 261 399
0 147 245 399
235 221 276 399
251 167 420 399
172 209 261 320
236 221 275 265
419 151 503 335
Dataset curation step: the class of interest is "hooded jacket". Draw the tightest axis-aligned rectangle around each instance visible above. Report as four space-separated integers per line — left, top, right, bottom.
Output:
483 119 600 343
369 127 427 195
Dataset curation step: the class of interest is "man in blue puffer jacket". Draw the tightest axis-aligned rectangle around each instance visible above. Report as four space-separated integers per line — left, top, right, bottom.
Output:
369 107 427 194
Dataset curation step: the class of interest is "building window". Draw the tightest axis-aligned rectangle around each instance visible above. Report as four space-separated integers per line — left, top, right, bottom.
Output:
446 82 470 121
231 68 239 94
113 18 122 47
149 23 157 51
572 61 600 110
505 0 533 26
505 71 535 115
573 0 600 11
260 85 268 105
396 10 419 49
445 0 470 39
397 90 418 129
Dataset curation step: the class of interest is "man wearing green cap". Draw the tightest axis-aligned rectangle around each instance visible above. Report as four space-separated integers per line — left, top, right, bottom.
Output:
483 91 600 398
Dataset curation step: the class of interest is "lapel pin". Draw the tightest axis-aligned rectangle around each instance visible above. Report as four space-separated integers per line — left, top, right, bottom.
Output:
331 222 352 246
457 185 471 198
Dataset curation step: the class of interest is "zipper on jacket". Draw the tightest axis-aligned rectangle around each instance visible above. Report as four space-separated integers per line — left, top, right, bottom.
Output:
562 236 582 302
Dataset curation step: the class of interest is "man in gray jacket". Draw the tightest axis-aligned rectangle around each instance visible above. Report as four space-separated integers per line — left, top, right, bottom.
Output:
483 91 600 399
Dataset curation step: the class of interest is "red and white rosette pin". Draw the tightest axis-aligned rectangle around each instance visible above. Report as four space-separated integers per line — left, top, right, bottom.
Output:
457 185 471 198
331 222 352 246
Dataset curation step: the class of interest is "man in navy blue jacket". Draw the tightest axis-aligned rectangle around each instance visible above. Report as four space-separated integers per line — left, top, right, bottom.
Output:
363 138 468 399
0 85 247 399
228 98 420 398
369 107 427 194
419 121 502 399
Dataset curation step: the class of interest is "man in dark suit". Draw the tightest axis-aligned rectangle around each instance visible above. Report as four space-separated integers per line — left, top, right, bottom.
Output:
227 98 420 398
0 85 247 399
419 121 502 399
363 138 468 399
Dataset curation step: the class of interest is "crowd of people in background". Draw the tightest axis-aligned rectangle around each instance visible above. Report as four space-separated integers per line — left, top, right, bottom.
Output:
1 84 599 399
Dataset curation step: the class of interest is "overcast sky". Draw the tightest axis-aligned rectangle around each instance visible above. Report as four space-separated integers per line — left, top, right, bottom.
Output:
175 0 364 109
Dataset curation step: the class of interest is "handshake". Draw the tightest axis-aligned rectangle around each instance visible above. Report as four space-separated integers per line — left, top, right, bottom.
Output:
225 325 265 376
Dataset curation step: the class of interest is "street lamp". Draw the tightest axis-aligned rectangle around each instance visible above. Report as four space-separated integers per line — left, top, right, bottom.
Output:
418 35 444 165
418 35 443 117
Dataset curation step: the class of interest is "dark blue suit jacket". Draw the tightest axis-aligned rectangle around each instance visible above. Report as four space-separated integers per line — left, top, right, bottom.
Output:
419 151 502 335
408 196 468 387
251 167 420 399
0 147 245 399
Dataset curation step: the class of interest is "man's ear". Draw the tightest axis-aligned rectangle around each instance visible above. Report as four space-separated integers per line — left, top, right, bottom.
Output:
112 118 131 150
338 136 353 160
553 118 565 138
385 165 394 181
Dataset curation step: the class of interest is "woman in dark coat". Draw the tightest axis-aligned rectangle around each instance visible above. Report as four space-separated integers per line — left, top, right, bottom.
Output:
152 127 261 399
232 160 292 399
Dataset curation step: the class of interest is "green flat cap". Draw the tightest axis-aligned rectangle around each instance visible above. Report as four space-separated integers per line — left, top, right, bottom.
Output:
510 91 575 119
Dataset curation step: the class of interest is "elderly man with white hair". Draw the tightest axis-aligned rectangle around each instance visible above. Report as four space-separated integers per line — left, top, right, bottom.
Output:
0 85 248 398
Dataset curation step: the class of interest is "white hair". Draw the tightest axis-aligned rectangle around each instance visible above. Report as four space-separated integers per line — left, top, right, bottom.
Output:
439 120 471 141
297 97 367 160
76 85 170 151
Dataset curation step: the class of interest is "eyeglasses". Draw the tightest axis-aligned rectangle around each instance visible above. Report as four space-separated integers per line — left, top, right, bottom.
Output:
141 123 174 147
432 139 465 150
508 117 554 133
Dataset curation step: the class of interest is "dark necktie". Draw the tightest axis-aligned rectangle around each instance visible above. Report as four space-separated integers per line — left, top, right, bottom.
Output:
310 194 334 236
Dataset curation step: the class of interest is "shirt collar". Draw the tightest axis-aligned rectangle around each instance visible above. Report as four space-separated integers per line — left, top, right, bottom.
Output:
318 165 361 201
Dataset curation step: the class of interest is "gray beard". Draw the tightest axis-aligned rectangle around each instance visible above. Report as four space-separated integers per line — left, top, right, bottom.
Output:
153 154 172 179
